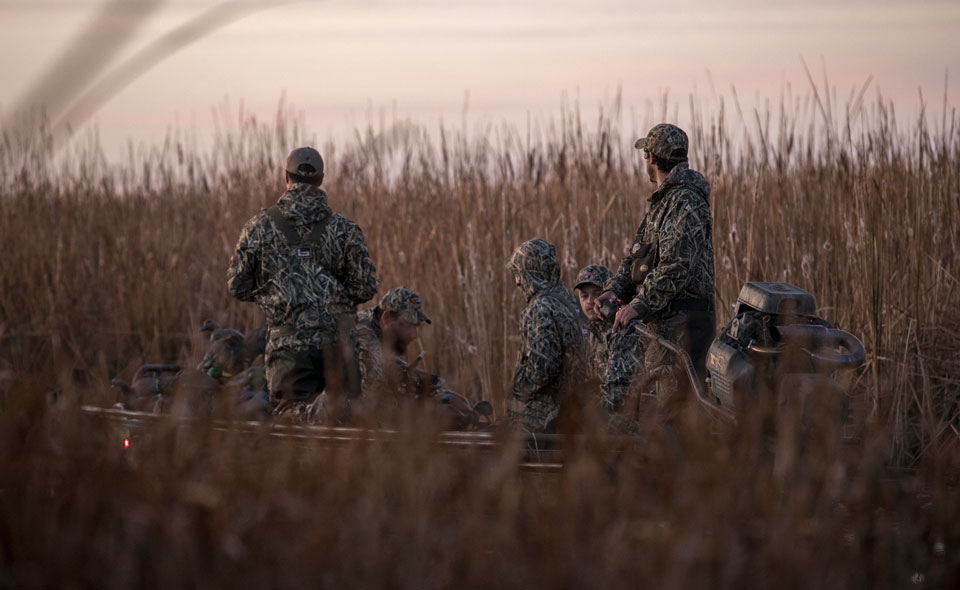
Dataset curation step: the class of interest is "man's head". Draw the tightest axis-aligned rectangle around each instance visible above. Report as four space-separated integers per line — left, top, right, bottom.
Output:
285 146 325 187
574 264 612 322
635 123 688 181
379 286 431 353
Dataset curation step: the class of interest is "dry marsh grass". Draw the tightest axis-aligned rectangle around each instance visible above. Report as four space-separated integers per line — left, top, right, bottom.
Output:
1 90 959 587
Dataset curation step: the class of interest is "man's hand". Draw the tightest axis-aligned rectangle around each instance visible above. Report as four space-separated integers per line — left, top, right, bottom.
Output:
594 291 619 318
612 304 639 332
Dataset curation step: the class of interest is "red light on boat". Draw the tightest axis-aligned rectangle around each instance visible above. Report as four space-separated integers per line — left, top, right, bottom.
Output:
123 438 130 448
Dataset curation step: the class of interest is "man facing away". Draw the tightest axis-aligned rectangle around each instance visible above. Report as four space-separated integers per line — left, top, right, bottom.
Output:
596 124 716 404
506 238 587 433
574 264 643 421
227 146 379 419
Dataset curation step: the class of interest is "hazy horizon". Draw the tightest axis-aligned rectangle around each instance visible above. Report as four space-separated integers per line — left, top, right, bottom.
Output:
2 0 958 158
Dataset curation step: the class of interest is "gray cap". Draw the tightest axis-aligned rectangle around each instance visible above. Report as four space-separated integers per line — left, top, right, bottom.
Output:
286 146 324 178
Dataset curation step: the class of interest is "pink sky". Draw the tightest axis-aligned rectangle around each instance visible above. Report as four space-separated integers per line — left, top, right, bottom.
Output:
2 0 958 157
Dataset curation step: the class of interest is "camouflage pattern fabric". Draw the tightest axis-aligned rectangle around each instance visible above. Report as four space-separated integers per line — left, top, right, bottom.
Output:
574 264 612 290
356 287 430 393
227 183 378 354
506 239 587 432
584 316 644 414
603 162 715 322
634 123 689 161
574 263 644 415
641 308 716 413
604 160 716 408
355 308 385 391
379 286 431 325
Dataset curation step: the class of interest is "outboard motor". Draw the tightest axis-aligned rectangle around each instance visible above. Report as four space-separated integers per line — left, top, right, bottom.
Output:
707 282 865 413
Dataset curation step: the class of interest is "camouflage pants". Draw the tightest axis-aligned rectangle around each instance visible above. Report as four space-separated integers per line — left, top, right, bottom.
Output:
643 309 716 412
267 338 361 401
506 395 560 433
266 346 327 404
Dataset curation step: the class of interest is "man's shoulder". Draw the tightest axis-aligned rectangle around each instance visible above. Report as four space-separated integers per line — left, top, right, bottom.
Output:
663 168 710 207
355 309 380 337
324 212 366 239
523 291 581 338
659 184 711 230
527 290 573 314
234 209 271 242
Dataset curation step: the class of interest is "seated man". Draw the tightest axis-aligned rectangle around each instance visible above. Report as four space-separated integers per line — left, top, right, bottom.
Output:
355 286 432 398
574 265 644 420
506 239 587 433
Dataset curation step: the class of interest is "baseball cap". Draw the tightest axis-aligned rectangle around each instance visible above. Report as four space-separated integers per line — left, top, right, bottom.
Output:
380 287 431 326
286 146 324 178
575 264 612 290
634 124 688 161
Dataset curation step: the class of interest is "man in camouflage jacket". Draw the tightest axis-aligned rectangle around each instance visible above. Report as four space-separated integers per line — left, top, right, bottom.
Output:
573 265 643 416
355 286 431 396
597 124 716 402
227 146 378 413
507 239 587 432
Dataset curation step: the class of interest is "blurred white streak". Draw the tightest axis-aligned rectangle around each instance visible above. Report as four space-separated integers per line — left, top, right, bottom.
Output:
53 1 288 143
7 0 162 139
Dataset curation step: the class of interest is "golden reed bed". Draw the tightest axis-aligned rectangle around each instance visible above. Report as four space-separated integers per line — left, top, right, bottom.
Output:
1 92 958 587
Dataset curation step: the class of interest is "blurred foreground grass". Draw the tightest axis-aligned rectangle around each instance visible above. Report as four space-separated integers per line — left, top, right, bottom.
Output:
1 91 959 586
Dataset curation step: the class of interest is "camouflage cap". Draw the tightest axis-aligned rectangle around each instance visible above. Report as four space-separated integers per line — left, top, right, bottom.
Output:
574 264 612 290
380 286 431 326
286 146 324 178
634 123 688 161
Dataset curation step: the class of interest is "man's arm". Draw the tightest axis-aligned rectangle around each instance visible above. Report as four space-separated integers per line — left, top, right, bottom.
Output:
629 197 710 319
227 217 262 302
604 245 639 303
511 303 563 402
355 325 384 391
604 216 651 303
340 224 379 305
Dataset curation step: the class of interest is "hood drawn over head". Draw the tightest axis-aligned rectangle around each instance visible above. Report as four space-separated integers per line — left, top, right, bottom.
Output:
276 183 332 224
507 238 561 300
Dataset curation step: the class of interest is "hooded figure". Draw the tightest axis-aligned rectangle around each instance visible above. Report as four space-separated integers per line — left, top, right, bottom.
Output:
506 239 587 432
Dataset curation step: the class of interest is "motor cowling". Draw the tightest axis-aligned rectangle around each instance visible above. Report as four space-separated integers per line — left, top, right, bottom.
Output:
707 282 865 411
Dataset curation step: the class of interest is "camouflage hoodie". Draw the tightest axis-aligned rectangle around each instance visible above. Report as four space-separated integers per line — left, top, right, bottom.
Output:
227 183 379 352
605 163 715 320
506 239 587 432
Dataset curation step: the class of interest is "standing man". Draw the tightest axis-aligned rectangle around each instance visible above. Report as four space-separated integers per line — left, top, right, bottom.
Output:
574 265 643 419
507 239 587 433
596 124 715 402
227 146 378 419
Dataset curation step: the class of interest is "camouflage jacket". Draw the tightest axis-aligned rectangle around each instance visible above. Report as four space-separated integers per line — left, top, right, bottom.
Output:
585 318 643 414
605 163 715 320
355 308 385 391
507 240 587 432
227 184 378 352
